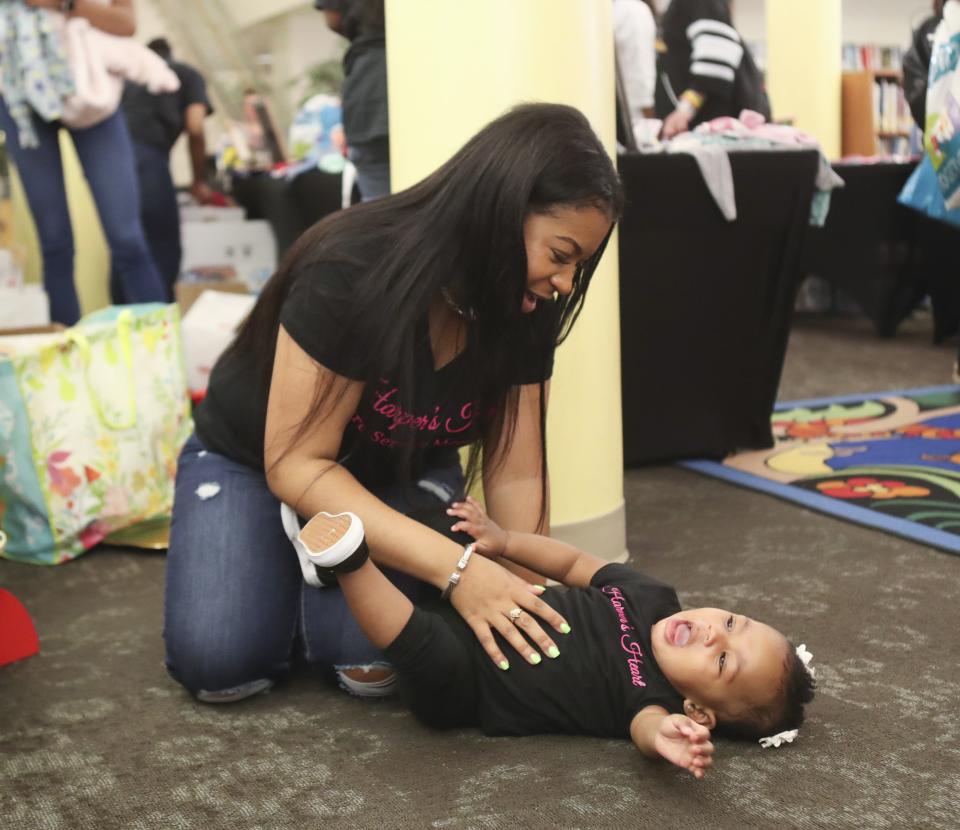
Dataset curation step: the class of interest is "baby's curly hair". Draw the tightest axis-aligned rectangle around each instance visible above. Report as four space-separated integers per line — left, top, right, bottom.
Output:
714 640 816 741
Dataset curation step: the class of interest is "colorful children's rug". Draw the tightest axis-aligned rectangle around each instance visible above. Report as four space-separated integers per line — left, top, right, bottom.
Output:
682 385 960 554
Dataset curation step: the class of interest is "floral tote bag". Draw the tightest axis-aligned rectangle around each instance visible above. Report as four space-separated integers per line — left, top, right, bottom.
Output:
0 303 193 565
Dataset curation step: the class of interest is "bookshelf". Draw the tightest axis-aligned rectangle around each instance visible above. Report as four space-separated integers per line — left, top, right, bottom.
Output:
841 69 912 157
840 43 912 157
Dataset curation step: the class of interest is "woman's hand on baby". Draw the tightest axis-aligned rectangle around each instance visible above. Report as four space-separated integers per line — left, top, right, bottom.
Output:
654 715 714 780
449 553 570 669
447 496 509 558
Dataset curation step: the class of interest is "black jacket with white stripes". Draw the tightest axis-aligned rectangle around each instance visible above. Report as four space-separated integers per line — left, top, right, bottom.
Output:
656 0 770 125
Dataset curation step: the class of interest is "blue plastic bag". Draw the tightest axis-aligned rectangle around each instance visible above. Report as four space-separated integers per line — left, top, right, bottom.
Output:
898 156 960 227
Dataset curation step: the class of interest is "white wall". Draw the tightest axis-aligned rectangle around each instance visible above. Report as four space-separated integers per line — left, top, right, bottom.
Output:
229 0 306 29
131 1 343 185
133 0 167 42
733 0 937 48
260 7 345 111
841 0 935 46
733 0 767 43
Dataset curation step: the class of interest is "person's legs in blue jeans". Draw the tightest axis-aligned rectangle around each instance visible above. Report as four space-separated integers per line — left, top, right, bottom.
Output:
349 139 391 202
70 110 166 305
165 434 406 702
164 434 305 702
136 141 181 301
0 98 80 324
111 141 181 304
164 433 468 703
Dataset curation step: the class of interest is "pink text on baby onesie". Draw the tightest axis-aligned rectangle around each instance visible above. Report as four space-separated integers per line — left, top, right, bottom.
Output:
602 585 647 688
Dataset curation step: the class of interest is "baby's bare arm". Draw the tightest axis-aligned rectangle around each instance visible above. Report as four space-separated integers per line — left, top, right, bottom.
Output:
448 497 606 588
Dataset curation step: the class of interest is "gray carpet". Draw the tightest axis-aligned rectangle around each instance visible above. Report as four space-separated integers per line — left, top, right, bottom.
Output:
3 312 959 830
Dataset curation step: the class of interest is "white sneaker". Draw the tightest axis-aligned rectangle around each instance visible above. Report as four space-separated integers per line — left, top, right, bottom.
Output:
280 504 368 587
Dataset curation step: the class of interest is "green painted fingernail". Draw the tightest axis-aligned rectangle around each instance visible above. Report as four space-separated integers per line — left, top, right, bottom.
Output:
535 585 547 591
548 646 560 659
529 653 542 665
560 623 571 635
499 660 509 671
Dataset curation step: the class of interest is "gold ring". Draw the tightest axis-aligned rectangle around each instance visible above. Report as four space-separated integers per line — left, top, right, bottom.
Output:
508 607 522 622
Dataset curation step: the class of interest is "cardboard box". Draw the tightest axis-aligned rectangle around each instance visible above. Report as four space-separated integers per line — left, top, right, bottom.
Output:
0 323 64 336
175 278 248 316
180 288 257 395
0 325 65 357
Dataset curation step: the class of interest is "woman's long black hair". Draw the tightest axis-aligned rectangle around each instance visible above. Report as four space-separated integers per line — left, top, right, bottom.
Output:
230 102 624 527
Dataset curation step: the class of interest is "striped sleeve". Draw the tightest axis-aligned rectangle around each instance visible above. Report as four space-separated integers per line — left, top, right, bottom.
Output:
685 11 744 99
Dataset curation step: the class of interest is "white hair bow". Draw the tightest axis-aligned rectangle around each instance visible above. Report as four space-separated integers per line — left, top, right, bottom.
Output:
759 729 798 749
796 643 815 677
758 644 814 749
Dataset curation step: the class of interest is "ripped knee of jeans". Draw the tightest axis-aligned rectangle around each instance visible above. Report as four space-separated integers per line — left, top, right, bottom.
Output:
336 663 397 698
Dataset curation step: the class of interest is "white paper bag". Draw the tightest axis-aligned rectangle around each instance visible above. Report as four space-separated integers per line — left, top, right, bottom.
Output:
0 285 50 329
926 1 960 209
180 289 256 395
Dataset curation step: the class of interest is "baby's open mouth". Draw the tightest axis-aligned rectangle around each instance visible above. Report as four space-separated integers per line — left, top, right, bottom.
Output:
666 619 693 646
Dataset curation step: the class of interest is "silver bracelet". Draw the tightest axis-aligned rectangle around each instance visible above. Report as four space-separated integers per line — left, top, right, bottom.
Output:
441 543 475 600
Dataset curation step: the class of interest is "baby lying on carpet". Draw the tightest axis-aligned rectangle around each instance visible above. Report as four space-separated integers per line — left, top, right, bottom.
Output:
292 497 816 778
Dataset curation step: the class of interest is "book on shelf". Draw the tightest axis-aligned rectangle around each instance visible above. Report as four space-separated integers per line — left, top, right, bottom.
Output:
842 43 903 72
871 78 912 137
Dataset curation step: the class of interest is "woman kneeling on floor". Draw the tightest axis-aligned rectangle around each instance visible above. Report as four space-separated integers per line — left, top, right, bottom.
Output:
163 102 623 702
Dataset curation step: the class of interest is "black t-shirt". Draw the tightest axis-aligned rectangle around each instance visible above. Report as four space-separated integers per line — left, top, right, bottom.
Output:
122 60 212 153
193 256 556 481
435 564 684 737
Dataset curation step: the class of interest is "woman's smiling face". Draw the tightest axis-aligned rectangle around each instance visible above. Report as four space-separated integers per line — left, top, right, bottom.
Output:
521 204 612 314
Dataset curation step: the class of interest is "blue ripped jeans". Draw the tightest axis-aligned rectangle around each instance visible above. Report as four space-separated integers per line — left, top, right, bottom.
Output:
163 433 465 702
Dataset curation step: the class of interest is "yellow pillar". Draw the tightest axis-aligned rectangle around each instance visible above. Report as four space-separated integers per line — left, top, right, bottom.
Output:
387 0 626 561
766 0 842 159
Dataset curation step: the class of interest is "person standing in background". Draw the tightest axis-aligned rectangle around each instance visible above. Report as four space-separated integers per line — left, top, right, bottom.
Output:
613 0 658 123
119 37 214 301
315 0 389 201
903 0 946 130
0 0 167 324
657 0 770 139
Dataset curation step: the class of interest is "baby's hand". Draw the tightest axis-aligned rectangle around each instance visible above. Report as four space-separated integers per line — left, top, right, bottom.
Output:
447 496 509 558
653 715 714 780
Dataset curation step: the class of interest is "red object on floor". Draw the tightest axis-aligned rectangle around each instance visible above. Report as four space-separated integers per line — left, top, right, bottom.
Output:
0 589 39 666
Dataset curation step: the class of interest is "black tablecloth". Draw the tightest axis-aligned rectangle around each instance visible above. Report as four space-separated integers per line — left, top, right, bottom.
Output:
231 169 346 258
617 149 819 466
918 213 960 343
804 161 922 337
804 160 960 342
